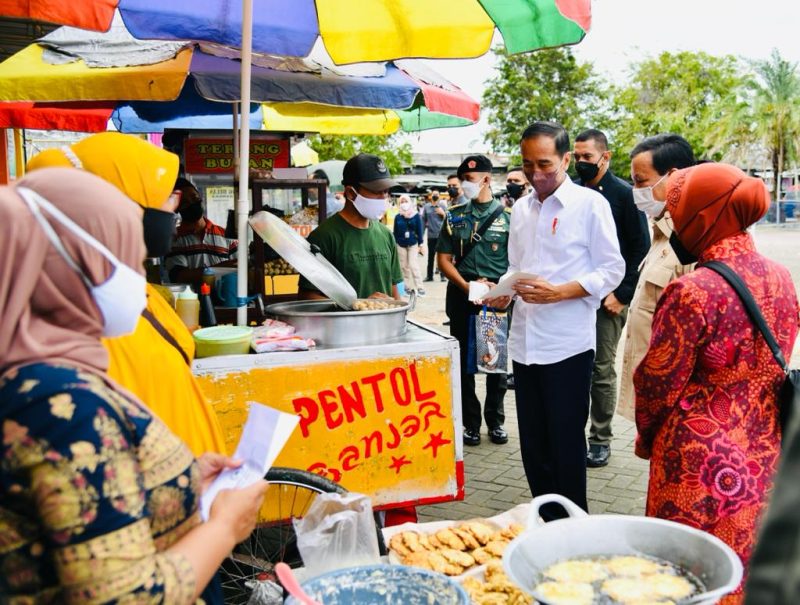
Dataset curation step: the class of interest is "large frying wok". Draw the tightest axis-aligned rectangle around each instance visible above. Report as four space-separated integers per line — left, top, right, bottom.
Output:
503 494 743 605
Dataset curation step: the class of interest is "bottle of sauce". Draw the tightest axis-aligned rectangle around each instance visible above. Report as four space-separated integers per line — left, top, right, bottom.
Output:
202 267 216 289
199 283 217 328
176 288 200 332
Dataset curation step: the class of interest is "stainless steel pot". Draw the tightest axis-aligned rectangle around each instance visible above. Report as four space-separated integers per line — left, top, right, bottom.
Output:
503 494 743 605
265 298 411 347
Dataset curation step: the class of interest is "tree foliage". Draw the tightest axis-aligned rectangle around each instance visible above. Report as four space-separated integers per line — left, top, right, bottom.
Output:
748 50 800 199
482 47 609 154
609 51 744 162
307 134 413 176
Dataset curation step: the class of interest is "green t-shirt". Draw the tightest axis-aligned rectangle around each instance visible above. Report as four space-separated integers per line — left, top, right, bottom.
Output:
299 214 403 298
436 200 510 280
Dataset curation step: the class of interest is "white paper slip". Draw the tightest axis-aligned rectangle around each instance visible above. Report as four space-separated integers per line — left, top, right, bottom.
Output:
200 402 300 521
468 280 492 302
487 272 540 299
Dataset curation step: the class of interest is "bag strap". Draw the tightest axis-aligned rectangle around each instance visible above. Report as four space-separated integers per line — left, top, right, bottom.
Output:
141 308 192 367
700 260 789 373
455 204 505 269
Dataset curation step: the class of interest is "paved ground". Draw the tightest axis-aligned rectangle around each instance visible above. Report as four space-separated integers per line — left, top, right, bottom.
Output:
404 225 800 522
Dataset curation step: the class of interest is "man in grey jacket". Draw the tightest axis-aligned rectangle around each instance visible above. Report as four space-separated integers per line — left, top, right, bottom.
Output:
422 191 448 282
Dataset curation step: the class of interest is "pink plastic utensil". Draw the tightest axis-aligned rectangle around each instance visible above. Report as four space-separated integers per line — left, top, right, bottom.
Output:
275 562 322 605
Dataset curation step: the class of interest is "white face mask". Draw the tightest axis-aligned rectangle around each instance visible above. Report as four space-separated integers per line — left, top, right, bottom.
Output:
460 178 482 201
18 187 147 338
399 201 411 212
350 190 387 220
632 173 668 218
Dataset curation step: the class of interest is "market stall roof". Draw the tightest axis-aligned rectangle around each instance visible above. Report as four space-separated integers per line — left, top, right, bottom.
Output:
0 101 115 132
1 1 592 64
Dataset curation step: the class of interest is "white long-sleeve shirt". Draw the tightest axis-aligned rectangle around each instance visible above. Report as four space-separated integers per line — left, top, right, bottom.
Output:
506 177 625 365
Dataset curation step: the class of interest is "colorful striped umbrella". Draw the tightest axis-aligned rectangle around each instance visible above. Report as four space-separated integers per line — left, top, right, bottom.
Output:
2 0 592 64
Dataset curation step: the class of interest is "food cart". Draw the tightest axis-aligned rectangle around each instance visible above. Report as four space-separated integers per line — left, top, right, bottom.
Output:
181 151 466 512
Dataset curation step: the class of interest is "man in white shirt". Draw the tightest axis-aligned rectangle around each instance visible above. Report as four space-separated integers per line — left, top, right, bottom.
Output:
486 121 624 520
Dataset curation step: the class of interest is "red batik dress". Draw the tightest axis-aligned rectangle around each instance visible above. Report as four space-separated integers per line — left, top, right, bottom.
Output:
634 232 799 602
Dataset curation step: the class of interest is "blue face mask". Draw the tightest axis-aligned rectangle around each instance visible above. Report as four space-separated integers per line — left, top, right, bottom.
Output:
18 187 147 338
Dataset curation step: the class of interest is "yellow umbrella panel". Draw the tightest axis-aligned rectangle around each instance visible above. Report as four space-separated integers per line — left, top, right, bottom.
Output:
264 103 401 136
0 44 191 102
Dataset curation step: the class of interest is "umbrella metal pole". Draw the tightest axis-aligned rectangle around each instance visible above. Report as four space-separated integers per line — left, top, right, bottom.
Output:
232 102 239 174
236 0 254 326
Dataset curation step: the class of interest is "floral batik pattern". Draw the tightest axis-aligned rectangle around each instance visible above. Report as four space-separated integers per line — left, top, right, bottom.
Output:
634 232 800 603
0 363 200 604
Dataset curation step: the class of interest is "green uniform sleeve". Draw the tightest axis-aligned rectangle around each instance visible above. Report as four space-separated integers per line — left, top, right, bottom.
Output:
436 221 455 255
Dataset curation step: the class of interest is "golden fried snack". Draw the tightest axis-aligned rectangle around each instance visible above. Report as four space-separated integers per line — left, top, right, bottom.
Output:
648 574 695 600
500 522 525 540
535 581 594 605
544 559 608 583
440 548 475 568
485 539 510 558
389 533 412 557
484 561 505 581
427 533 443 549
472 547 493 565
462 521 496 545
605 555 666 577
427 551 463 576
402 531 428 553
453 526 480 550
402 551 434 571
435 528 467 551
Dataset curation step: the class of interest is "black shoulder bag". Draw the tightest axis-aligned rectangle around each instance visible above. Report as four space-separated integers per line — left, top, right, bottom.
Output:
454 204 505 270
701 260 799 433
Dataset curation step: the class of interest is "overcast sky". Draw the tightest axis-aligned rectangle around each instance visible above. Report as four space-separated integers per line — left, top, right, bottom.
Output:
411 0 800 154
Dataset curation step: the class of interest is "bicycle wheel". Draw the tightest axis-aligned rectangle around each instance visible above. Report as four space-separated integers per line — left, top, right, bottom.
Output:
218 467 346 604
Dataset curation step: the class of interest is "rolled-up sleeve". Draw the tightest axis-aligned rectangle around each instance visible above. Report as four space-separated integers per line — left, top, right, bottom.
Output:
576 200 625 299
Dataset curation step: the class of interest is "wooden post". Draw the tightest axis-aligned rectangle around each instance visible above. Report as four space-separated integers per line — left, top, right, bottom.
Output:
13 129 24 179
0 129 10 185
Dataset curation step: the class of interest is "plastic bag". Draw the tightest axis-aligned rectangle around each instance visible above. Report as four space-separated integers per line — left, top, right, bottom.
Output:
474 307 508 374
244 578 283 605
293 492 380 578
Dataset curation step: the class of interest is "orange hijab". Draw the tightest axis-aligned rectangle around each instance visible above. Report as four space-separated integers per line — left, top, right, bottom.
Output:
666 163 769 256
0 168 145 375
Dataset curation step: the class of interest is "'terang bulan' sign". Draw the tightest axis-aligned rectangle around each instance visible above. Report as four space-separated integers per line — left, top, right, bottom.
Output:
184 138 290 174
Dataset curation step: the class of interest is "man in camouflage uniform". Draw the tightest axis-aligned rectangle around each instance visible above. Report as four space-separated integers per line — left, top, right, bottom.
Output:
437 155 511 446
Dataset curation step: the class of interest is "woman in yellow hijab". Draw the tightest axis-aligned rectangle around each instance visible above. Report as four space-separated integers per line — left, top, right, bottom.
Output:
27 133 226 456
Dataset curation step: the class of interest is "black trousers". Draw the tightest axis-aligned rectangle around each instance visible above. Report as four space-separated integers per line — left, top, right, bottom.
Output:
426 236 439 279
446 283 507 432
513 350 594 520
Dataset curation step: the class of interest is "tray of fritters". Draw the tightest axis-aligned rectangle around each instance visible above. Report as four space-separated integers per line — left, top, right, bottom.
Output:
382 503 528 579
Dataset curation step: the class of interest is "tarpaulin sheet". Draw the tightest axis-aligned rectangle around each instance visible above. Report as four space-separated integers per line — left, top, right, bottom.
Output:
0 102 114 132
190 51 420 109
0 44 191 102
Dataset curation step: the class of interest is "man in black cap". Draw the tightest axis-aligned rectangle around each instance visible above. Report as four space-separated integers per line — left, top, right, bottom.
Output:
437 154 511 446
299 153 403 300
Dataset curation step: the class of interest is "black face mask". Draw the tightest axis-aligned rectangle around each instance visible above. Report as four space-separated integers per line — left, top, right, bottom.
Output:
506 183 526 200
575 160 601 183
179 201 204 224
142 208 178 258
447 186 460 199
431 195 440 202
669 231 698 265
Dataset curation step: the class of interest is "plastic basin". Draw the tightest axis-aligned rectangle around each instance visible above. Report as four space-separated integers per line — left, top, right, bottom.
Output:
285 564 469 605
193 326 252 358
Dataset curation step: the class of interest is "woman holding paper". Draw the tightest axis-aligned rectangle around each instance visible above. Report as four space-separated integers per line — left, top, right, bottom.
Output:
0 168 266 604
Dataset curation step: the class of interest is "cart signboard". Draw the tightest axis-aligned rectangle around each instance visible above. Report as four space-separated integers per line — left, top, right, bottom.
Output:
193 324 463 512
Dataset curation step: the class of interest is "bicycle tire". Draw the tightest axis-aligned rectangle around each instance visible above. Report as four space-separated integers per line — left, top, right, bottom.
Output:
218 467 384 604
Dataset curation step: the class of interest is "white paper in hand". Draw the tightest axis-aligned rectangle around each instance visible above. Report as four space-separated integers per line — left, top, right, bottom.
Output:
468 281 491 302
200 401 299 521
488 272 540 299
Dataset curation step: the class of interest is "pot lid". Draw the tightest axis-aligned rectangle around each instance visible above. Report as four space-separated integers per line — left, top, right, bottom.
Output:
249 211 357 309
